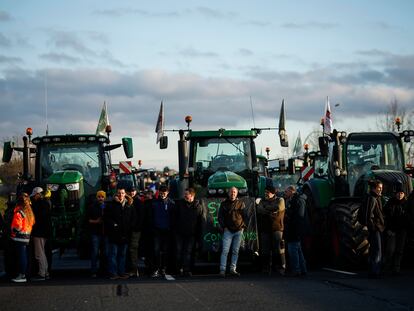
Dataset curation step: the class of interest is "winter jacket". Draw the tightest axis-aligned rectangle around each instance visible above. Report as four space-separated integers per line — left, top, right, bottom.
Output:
88 200 106 236
384 196 408 232
257 196 285 233
11 205 35 244
31 198 52 238
173 199 203 236
131 195 145 232
284 193 307 242
218 198 246 233
366 191 385 233
104 197 134 244
150 197 175 231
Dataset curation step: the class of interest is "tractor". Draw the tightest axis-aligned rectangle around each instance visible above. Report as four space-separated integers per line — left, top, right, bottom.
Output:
158 103 289 260
302 126 414 268
2 126 133 255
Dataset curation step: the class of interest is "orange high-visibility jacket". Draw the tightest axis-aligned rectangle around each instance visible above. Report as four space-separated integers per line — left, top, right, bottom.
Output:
11 206 35 243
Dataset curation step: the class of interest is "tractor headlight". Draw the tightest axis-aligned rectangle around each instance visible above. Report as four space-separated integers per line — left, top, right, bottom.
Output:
47 184 59 191
239 188 248 194
208 189 217 195
217 189 225 194
66 183 80 191
334 168 341 177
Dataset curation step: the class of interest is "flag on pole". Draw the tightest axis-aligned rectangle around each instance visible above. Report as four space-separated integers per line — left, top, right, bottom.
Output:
155 101 164 143
96 102 109 136
278 99 288 147
323 96 332 134
292 131 302 156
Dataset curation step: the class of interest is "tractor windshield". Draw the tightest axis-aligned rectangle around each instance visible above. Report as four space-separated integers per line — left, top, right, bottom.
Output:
38 142 103 187
194 137 253 173
346 133 404 194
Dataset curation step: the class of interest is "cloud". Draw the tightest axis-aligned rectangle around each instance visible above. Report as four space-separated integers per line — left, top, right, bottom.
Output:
179 48 219 58
47 31 97 57
0 54 22 64
196 6 237 20
0 11 12 22
93 8 181 18
238 48 254 57
39 52 82 64
0 33 11 47
281 21 338 30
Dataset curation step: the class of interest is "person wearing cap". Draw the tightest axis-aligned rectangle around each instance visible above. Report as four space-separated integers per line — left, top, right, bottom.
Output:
11 193 35 283
257 185 286 275
30 187 52 281
383 182 408 275
88 190 108 277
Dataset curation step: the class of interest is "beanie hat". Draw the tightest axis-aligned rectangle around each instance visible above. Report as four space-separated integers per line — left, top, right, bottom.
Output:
96 190 106 199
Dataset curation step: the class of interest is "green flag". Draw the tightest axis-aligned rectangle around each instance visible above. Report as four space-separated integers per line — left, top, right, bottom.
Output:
96 102 109 136
292 131 302 156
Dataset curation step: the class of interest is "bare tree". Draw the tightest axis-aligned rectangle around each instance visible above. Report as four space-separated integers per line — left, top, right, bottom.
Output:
376 98 414 164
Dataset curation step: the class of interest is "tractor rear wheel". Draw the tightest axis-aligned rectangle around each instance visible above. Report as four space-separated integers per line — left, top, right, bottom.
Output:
329 201 369 268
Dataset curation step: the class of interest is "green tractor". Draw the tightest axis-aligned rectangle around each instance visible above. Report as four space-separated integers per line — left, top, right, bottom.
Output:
158 103 289 257
302 128 414 267
2 126 133 255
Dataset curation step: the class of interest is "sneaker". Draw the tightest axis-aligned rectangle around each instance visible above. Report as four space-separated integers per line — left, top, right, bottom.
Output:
31 275 46 281
219 270 226 278
109 274 120 280
229 269 240 277
278 269 286 276
151 270 160 278
12 274 27 283
184 271 192 277
119 273 129 279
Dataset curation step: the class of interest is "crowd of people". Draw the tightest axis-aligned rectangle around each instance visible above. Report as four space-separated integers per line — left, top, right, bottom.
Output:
0 180 413 283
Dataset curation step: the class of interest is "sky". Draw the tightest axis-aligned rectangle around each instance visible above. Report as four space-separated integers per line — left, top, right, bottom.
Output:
1 0 413 170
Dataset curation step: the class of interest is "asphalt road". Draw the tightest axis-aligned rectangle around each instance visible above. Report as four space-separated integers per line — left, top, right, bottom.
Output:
1 268 413 311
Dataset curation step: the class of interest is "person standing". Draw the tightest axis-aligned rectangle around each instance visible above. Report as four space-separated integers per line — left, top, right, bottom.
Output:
218 186 246 277
174 188 203 277
11 193 35 283
150 185 175 277
284 185 307 277
364 180 385 278
30 187 52 281
88 190 108 278
104 188 134 279
128 186 145 277
383 182 407 275
257 185 286 275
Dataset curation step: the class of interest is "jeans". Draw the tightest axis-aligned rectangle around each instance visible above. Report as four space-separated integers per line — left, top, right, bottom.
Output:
33 237 48 277
220 229 243 272
14 241 29 276
176 234 195 273
129 232 141 271
107 242 128 276
369 230 383 276
91 234 108 274
153 229 170 272
384 230 407 273
287 241 307 274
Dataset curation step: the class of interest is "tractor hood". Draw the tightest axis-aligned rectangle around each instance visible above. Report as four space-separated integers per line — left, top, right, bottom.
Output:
47 170 83 184
207 170 247 191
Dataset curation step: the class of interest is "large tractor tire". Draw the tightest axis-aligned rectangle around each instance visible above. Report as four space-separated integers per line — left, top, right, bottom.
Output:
329 201 369 268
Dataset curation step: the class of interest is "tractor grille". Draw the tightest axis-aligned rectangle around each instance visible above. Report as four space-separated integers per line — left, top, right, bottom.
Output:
50 185 81 213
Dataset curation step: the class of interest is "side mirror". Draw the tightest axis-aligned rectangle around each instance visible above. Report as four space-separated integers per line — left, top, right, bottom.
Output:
318 136 329 156
2 141 13 162
122 137 133 159
160 136 168 149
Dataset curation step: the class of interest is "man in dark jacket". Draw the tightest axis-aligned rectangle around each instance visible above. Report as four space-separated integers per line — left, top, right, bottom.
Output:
218 186 246 277
104 187 134 279
30 187 52 281
383 182 407 274
284 185 307 277
128 187 145 277
174 188 203 276
364 179 384 277
257 185 286 275
150 185 175 277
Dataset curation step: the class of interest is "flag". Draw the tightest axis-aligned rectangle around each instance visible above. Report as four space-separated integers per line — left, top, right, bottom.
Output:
278 99 288 147
96 102 109 136
155 101 164 143
323 96 332 134
292 131 302 156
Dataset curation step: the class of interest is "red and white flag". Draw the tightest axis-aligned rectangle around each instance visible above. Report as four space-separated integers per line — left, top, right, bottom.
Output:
323 96 332 134
155 101 164 143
